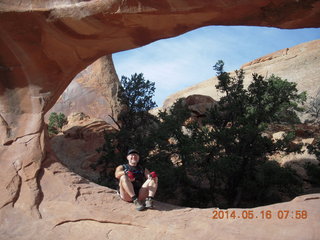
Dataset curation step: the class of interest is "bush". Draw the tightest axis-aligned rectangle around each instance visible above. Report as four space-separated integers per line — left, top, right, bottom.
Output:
306 90 320 121
183 60 306 207
48 112 67 135
97 63 307 208
304 162 320 186
96 73 160 187
305 138 320 187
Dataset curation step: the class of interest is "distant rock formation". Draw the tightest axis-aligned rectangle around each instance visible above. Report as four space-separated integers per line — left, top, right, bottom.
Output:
163 40 320 114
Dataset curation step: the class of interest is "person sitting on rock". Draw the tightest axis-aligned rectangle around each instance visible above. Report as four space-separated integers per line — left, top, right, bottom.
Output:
115 149 158 211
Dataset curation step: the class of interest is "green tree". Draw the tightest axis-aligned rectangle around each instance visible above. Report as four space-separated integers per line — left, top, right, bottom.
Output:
157 61 305 208
306 90 320 121
117 73 158 149
197 60 305 207
155 99 207 206
120 73 157 113
96 73 159 188
97 63 307 208
48 112 67 135
305 138 320 187
118 72 156 132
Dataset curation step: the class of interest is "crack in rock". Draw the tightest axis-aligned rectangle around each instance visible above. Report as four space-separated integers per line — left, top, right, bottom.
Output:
75 187 81 201
0 113 12 141
52 218 146 229
304 197 320 201
14 131 42 144
19 135 38 145
0 172 22 209
3 130 42 146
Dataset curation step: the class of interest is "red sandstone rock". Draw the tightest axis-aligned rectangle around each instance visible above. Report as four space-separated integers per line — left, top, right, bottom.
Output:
46 55 123 123
50 112 116 182
184 94 217 116
1 1 320 239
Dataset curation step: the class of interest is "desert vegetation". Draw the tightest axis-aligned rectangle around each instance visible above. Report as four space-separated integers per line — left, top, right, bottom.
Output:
306 90 320 121
96 61 319 208
48 112 68 136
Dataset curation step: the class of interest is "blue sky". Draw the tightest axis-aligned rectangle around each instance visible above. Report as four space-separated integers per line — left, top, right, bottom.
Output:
113 26 320 107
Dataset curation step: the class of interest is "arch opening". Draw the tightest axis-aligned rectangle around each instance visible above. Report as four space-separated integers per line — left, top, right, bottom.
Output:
47 25 320 209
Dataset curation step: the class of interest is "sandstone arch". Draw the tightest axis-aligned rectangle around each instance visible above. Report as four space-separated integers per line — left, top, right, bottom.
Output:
0 1 320 239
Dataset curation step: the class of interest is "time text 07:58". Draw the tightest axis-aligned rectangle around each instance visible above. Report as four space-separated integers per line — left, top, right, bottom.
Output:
211 209 308 220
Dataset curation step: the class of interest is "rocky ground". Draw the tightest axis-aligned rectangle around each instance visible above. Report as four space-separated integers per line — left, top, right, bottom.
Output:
1 148 319 240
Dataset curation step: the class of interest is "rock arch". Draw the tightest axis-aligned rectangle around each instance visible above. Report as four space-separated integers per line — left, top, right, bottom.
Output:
0 1 320 239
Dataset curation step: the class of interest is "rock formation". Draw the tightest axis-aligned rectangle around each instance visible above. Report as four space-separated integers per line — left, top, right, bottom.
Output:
163 40 320 110
46 55 123 123
50 112 116 182
1 1 320 239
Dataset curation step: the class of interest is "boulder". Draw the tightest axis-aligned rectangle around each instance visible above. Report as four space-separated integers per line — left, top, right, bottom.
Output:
184 94 218 117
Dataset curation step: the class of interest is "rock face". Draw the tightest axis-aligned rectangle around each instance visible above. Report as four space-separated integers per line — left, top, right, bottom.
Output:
50 112 116 182
163 40 320 109
184 94 217 117
267 123 320 194
46 55 123 123
1 1 320 239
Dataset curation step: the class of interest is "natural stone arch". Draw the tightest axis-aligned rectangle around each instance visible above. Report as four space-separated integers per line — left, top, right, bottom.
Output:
0 1 320 239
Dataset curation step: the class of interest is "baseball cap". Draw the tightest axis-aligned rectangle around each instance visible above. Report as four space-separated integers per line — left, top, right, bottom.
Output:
127 149 139 155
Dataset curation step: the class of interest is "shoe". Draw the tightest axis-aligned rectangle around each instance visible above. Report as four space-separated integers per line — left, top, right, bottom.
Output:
145 198 153 209
133 199 145 211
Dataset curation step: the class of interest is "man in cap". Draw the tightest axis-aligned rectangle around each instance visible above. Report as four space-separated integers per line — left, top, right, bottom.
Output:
115 149 158 211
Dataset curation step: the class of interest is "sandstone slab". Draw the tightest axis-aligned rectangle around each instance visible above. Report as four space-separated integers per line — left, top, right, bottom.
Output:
1 1 320 239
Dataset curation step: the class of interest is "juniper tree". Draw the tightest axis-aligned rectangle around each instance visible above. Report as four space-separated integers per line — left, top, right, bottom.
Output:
96 73 159 187
198 60 306 207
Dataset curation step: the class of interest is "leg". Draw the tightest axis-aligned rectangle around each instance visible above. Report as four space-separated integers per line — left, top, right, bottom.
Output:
138 177 158 201
119 175 146 211
119 175 135 202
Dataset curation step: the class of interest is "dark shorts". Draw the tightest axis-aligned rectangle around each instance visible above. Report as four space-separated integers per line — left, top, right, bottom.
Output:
133 181 143 196
117 180 143 198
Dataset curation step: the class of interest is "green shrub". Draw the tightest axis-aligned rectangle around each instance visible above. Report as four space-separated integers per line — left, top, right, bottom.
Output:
48 112 67 135
97 63 306 208
305 139 320 187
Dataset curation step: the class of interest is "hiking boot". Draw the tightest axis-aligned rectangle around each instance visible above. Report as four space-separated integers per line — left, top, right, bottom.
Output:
133 199 145 211
145 198 153 209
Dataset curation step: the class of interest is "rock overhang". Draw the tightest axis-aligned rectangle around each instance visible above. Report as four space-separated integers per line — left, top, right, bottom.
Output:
1 1 320 239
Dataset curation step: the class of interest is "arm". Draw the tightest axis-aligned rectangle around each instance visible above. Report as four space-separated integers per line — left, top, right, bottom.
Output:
145 168 158 182
115 165 125 179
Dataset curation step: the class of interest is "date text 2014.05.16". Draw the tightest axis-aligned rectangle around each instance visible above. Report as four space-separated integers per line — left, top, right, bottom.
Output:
212 209 308 220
